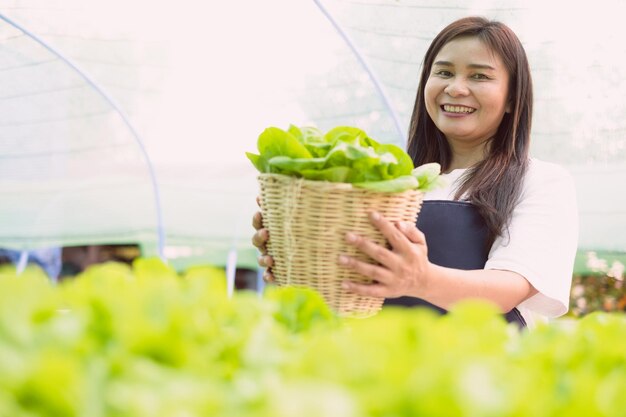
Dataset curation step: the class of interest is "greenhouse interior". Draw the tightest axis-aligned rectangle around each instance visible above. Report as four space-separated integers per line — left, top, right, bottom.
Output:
1 0 625 415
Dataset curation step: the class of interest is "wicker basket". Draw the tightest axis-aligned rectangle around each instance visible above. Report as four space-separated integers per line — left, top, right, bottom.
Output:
258 173 424 318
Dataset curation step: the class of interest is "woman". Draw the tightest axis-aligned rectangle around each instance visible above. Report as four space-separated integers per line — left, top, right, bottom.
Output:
252 17 578 327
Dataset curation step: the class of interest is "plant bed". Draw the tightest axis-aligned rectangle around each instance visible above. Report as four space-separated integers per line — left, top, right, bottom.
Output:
2 261 626 416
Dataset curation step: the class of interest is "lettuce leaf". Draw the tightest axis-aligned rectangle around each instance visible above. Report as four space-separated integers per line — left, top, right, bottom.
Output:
376 144 413 178
246 127 313 173
247 124 443 193
258 127 312 159
300 167 352 182
412 162 445 191
268 156 326 174
353 175 419 193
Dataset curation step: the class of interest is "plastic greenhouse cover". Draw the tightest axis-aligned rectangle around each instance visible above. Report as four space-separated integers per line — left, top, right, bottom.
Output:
0 0 624 272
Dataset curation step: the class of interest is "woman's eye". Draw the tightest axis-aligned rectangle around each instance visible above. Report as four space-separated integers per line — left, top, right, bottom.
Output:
471 73 489 80
435 70 452 77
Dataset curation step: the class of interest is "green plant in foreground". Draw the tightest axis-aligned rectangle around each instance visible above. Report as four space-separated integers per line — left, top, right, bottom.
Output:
1 261 626 416
246 125 444 193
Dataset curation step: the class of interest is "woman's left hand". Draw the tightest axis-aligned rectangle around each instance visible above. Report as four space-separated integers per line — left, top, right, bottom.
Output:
339 211 433 299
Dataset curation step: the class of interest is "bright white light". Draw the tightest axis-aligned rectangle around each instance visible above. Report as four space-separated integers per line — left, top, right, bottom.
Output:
149 0 343 168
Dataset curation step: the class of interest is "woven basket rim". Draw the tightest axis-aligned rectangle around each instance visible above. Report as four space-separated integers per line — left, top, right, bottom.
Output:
258 172 354 186
258 172 422 195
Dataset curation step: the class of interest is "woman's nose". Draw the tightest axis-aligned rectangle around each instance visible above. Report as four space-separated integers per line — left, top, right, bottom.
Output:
444 77 470 97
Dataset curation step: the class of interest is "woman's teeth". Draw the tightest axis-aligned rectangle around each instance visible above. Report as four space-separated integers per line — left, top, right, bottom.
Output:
443 105 475 113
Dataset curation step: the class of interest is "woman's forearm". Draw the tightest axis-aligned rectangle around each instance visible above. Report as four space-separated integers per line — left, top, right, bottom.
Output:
415 265 538 313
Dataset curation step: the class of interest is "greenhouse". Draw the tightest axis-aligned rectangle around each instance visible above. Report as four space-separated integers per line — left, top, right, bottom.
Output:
1 0 625 415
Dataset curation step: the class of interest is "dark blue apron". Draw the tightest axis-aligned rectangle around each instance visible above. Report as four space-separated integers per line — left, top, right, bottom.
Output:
384 200 527 328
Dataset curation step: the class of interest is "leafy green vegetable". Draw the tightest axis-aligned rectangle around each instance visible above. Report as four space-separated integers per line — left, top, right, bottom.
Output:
353 175 419 193
247 127 313 173
376 143 414 178
2 261 626 416
267 156 326 174
323 126 368 145
412 162 448 192
300 167 353 182
257 127 312 160
246 125 442 193
264 286 337 333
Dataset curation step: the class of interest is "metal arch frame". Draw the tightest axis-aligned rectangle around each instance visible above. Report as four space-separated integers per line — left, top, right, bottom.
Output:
0 13 167 268
312 0 407 147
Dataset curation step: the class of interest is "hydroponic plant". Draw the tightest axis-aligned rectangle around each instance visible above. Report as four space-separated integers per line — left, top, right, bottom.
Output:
1 261 626 416
246 125 444 192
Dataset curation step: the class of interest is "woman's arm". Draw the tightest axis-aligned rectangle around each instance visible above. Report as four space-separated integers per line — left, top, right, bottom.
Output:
417 266 537 312
340 211 537 313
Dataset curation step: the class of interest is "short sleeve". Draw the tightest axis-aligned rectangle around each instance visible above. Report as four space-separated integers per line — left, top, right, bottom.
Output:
484 160 579 318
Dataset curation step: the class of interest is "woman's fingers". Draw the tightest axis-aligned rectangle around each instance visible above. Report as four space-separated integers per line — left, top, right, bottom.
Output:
252 211 263 230
252 228 269 251
396 221 426 245
338 254 393 285
257 254 275 283
263 270 276 283
338 213 430 299
254 196 274 284
367 212 412 253
257 254 274 268
344 230 399 267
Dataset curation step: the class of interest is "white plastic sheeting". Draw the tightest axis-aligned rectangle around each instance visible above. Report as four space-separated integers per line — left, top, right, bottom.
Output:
0 0 624 270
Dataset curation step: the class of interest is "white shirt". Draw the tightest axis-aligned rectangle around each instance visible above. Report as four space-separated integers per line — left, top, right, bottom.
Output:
424 158 579 326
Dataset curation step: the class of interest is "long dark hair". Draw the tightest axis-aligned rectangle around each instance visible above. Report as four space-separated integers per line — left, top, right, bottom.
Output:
407 16 533 248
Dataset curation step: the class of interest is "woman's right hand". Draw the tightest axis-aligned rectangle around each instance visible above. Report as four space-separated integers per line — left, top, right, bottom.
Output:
252 198 275 283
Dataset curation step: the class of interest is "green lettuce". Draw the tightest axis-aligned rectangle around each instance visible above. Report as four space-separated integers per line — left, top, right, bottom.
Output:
245 127 312 173
246 125 442 193
3 262 626 416
411 162 448 192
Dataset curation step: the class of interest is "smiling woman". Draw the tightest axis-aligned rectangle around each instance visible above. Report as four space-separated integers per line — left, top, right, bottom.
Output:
380 17 575 328
253 16 578 329
408 17 534 251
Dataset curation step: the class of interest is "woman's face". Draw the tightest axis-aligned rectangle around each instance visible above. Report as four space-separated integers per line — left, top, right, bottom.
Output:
424 36 510 148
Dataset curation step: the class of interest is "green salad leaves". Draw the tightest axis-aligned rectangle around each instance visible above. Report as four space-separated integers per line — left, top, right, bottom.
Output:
3 262 626 416
246 125 444 193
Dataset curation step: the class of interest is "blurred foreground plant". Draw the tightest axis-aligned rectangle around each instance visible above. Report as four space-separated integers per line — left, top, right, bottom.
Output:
1 260 626 417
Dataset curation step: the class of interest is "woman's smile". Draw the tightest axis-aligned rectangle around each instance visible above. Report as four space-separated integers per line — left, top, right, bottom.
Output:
441 104 477 115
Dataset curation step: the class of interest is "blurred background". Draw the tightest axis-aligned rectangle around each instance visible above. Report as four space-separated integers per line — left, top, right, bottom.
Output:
0 0 624 292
